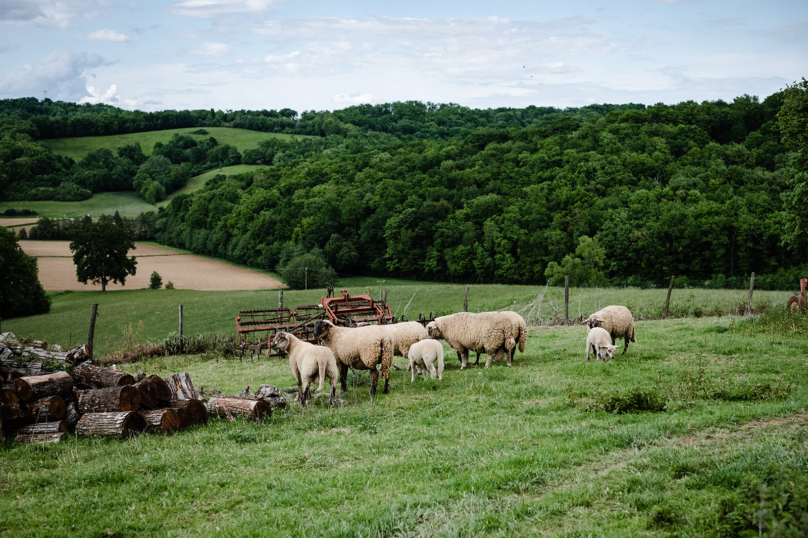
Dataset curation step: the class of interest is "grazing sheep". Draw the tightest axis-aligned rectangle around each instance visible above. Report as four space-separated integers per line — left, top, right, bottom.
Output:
407 339 444 382
426 312 511 369
583 305 636 355
475 311 527 366
384 321 428 358
313 320 394 397
585 327 617 361
271 331 338 406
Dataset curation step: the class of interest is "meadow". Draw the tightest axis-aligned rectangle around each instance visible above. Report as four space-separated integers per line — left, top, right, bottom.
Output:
40 127 306 162
3 281 794 359
1 313 807 537
0 165 266 218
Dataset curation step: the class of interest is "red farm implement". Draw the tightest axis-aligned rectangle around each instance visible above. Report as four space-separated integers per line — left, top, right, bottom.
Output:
235 290 434 359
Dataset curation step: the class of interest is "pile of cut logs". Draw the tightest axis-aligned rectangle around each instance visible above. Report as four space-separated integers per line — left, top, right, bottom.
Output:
1 333 277 444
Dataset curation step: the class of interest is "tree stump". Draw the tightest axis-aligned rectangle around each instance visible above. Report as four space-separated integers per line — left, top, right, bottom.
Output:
139 409 181 434
15 432 66 444
75 411 147 439
134 379 157 410
165 373 199 400
169 399 208 427
15 371 73 402
207 397 271 421
77 386 140 414
17 421 68 435
147 375 172 403
73 363 134 388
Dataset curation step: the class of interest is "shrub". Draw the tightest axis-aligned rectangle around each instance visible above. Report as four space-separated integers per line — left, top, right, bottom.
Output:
279 248 338 290
149 271 163 289
165 281 175 289
0 227 50 318
594 388 666 414
17 228 28 239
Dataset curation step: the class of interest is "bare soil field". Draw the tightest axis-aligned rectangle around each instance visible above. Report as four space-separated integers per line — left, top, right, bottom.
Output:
0 218 38 227
21 241 285 291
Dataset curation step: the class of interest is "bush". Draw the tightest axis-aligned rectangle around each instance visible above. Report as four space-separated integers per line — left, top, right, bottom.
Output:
0 227 50 318
149 271 163 289
165 281 175 289
279 248 338 290
17 228 28 239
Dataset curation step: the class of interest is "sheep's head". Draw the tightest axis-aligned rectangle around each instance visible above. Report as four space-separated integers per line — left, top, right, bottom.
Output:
584 316 605 330
598 344 617 361
271 331 290 352
313 320 333 340
426 321 442 339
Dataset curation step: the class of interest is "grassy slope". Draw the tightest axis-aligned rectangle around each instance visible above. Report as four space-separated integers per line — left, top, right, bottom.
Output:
0 165 267 218
41 127 306 162
1 316 807 537
3 283 792 358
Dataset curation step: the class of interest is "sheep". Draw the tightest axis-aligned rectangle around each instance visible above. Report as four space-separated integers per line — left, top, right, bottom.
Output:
271 331 338 406
583 305 636 354
475 311 527 366
384 321 428 359
407 339 444 382
426 312 511 369
313 320 394 397
585 327 617 361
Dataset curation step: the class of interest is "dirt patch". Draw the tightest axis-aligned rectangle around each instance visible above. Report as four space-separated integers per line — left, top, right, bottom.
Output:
23 240 285 291
20 241 175 257
0 218 38 227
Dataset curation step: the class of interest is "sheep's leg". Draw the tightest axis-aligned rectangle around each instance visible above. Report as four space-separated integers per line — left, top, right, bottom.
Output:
622 337 629 355
428 359 437 380
329 381 336 406
317 361 327 393
369 367 379 397
301 381 311 406
586 344 591 361
484 353 494 368
382 368 390 395
456 350 463 364
410 357 416 383
338 362 349 392
474 352 481 366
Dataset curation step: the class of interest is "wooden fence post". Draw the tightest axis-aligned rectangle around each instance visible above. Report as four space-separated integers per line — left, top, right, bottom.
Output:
464 286 469 312
664 276 676 319
87 304 98 359
747 272 755 315
279 290 283 309
564 276 569 325
178 305 184 353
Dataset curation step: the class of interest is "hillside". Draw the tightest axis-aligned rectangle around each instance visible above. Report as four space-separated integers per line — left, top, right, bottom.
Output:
40 127 306 162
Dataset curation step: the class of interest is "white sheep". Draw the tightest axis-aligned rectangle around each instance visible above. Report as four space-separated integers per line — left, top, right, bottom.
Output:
475 311 527 366
313 320 394 397
384 321 428 358
271 331 338 406
583 305 636 355
426 312 511 369
407 339 444 382
585 327 617 361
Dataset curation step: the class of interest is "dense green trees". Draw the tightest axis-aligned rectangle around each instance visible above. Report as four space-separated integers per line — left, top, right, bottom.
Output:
778 78 808 255
70 218 137 291
0 227 50 318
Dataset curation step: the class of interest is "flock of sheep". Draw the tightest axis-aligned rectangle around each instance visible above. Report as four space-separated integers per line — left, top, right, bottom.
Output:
270 304 637 406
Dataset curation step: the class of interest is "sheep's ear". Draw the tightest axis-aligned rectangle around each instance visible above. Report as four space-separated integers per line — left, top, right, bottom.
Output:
596 317 605 323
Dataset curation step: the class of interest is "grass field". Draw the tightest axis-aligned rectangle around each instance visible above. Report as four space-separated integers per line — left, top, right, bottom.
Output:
41 127 306 162
1 314 807 537
3 282 793 358
0 165 267 218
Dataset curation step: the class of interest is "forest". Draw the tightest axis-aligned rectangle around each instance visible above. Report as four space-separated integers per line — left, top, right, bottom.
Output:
2 86 807 287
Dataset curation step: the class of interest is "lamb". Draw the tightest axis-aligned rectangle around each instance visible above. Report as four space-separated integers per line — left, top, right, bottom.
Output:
271 331 338 406
585 327 617 361
313 320 394 397
407 339 444 382
426 312 511 369
583 305 636 354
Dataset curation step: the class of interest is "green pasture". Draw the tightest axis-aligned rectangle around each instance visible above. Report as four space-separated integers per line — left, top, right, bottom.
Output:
0 165 267 218
41 127 305 162
2 314 808 537
3 282 793 358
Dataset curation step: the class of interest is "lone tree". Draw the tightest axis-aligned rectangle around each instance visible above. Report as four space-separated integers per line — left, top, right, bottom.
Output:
70 220 137 291
0 227 50 317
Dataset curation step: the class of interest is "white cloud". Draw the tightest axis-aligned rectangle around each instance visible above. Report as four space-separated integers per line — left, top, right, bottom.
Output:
191 42 231 56
0 0 101 29
86 29 131 42
169 0 289 18
0 50 107 101
333 92 375 104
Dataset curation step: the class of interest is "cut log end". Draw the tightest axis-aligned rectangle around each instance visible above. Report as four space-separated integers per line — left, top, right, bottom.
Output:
139 409 181 434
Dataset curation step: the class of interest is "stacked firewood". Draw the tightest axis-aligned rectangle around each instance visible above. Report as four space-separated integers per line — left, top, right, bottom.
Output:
0 332 278 444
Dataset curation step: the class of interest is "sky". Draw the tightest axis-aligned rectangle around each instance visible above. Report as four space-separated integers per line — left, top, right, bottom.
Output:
0 0 806 113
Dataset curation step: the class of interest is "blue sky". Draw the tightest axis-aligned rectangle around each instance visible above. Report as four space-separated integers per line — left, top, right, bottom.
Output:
0 0 805 112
